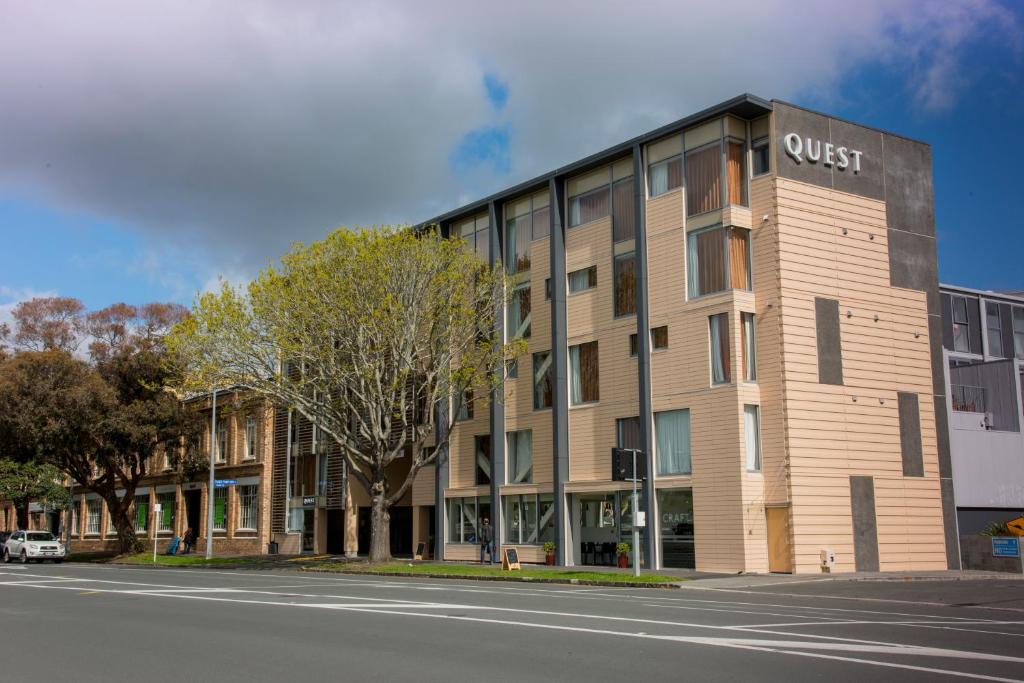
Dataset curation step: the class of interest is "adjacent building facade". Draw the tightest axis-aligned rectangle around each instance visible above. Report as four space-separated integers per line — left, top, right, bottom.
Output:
422 94 958 573
939 285 1024 543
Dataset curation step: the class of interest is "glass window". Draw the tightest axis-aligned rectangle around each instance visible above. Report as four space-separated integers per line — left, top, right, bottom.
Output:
506 358 518 379
544 278 551 301
107 506 118 537
951 295 971 353
1013 307 1024 360
245 416 257 460
134 496 149 533
533 352 553 410
86 499 101 534
651 326 668 350
744 405 762 472
612 177 635 242
458 214 490 261
709 313 731 384
687 226 751 298
569 186 610 227
507 283 531 339
502 493 554 544
505 214 531 274
455 388 473 421
742 312 756 381
629 333 638 357
649 155 682 197
568 266 597 293
213 488 227 531
655 409 691 475
474 435 492 486
987 301 1004 358
726 139 747 206
158 494 175 532
215 419 228 463
447 496 479 544
614 253 636 317
657 488 695 569
507 430 533 484
239 485 258 530
71 501 80 536
569 341 600 405
752 137 770 176
685 143 721 216
616 416 641 450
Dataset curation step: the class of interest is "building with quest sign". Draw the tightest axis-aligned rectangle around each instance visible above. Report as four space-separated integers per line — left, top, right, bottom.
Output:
417 94 957 574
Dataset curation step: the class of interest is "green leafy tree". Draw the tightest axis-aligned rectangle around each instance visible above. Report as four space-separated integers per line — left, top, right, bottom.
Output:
0 460 69 530
168 227 516 562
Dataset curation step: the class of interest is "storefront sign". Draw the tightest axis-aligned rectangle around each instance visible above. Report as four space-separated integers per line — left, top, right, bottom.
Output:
783 133 863 173
302 496 316 507
992 537 1020 558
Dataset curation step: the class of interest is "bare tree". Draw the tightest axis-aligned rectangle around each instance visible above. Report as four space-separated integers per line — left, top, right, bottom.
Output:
11 297 85 352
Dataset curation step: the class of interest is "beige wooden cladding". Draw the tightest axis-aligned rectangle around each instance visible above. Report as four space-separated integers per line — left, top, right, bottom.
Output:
773 177 946 573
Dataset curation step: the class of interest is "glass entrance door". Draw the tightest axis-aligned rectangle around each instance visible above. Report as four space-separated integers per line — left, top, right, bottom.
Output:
302 509 315 553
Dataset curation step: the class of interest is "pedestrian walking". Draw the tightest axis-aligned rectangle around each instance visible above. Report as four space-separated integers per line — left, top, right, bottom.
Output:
182 527 195 554
479 517 495 564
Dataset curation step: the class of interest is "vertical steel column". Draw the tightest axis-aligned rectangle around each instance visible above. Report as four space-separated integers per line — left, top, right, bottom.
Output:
548 177 570 566
632 144 657 570
488 200 505 559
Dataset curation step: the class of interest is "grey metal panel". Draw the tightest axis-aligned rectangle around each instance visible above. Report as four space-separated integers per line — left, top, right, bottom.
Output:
773 103 832 188
1000 304 1014 362
631 144 656 570
949 360 1021 432
882 134 935 238
814 297 844 385
849 476 880 572
940 293 953 351
928 314 946 397
897 392 924 477
940 478 960 569
888 229 938 309
829 119 885 201
488 200 505 552
548 176 570 566
933 393 952 480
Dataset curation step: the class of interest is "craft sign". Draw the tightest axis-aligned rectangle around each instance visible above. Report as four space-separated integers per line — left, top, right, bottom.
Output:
783 133 863 173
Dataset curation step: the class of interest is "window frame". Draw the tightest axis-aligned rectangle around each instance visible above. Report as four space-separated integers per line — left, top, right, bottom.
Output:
686 225 752 300
532 351 553 410
569 340 600 405
568 266 598 294
648 154 683 198
951 295 972 353
744 405 762 472
238 485 259 531
244 415 257 461
986 301 1005 358
502 493 555 545
655 408 692 476
474 434 492 486
506 429 533 484
751 136 770 176
741 312 757 382
709 312 732 385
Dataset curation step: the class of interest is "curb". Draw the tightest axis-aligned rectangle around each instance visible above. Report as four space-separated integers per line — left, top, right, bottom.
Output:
298 567 683 589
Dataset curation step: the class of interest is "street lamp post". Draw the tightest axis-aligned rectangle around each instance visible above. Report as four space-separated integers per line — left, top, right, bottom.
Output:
206 386 217 560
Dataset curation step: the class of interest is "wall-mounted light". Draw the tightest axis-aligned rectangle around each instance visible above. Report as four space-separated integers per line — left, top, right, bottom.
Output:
842 227 849 235
846 310 853 318
914 331 920 338
869 234 875 241
852 395 858 402
879 398 885 405
762 214 770 223
874 314 879 322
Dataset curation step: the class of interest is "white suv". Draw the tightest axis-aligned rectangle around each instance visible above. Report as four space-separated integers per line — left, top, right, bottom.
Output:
2 531 66 564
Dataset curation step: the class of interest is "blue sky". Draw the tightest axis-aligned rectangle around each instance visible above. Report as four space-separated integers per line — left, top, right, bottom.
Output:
0 1 1021 322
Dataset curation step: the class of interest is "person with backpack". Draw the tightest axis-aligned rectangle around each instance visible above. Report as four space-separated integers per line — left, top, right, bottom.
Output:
479 517 495 564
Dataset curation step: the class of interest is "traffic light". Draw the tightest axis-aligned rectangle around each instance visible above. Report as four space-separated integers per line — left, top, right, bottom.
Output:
611 448 645 481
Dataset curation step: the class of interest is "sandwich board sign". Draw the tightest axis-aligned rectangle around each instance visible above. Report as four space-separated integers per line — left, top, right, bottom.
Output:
502 547 520 571
414 541 426 561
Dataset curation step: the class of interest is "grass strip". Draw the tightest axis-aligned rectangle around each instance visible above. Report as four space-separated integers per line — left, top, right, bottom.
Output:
110 552 255 566
306 561 684 585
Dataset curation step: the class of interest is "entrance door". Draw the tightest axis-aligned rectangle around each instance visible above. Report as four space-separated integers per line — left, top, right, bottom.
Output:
302 509 315 553
184 490 201 536
389 506 412 556
326 510 344 554
766 507 793 573
357 506 370 555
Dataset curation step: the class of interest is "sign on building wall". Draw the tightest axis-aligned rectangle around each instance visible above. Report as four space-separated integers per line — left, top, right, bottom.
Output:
991 537 1021 558
783 133 863 173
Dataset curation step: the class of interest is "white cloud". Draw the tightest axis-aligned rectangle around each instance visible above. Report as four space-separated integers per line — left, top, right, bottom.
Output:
0 0 1018 277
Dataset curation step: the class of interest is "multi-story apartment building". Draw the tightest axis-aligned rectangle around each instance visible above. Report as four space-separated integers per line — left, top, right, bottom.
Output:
939 285 1024 545
55 390 275 555
417 94 958 573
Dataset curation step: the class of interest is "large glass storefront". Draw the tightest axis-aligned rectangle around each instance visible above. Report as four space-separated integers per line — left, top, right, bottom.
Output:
657 488 694 569
574 492 647 566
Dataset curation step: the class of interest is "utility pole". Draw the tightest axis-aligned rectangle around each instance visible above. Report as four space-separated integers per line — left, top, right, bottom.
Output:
631 448 640 578
206 386 217 560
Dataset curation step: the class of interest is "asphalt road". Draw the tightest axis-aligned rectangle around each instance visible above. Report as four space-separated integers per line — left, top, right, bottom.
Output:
1 564 1023 682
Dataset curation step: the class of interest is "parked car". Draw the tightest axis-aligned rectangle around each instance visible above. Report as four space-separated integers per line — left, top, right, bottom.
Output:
2 530 66 564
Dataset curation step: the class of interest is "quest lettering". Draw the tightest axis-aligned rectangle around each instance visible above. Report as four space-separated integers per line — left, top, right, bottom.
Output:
783 133 862 173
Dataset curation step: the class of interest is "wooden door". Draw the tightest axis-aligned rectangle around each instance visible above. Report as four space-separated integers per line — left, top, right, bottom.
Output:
766 506 793 573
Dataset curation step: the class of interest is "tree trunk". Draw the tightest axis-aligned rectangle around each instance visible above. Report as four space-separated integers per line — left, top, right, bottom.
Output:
14 500 29 530
369 492 391 564
115 511 142 555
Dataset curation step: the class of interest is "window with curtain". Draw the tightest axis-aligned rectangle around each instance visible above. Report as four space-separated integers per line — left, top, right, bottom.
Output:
709 313 731 384
987 302 1005 357
612 177 635 242
71 501 80 536
474 435 492 485
107 506 118 537
532 203 550 240
503 493 554 544
726 140 747 206
213 488 228 531
652 326 668 350
616 416 641 449
614 253 636 317
455 388 473 421
507 283 531 339
741 312 756 381
86 499 101 534
568 266 597 293
685 144 721 216
951 296 971 353
744 405 761 471
458 214 490 261
569 341 600 405
239 485 258 530
569 186 610 227
245 416 257 460
215 420 228 463
1013 307 1024 359
507 430 533 484
655 409 691 475
504 213 531 274
649 155 682 197
533 352 553 409
687 226 751 298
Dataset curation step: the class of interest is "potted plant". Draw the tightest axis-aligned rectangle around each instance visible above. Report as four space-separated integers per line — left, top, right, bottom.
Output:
616 542 631 568
543 541 556 566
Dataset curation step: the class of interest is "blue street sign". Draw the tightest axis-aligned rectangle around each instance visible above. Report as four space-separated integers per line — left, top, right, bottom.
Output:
214 479 237 488
991 537 1020 558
